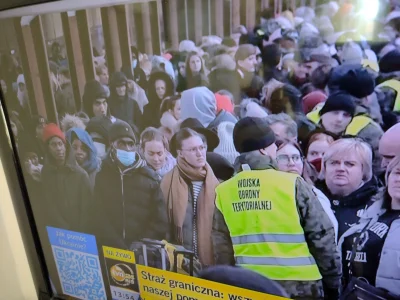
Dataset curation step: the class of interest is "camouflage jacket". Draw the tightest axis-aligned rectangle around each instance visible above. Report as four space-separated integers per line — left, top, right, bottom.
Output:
357 120 384 174
212 152 342 299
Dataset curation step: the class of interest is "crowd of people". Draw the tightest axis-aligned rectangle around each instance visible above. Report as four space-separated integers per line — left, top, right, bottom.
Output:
2 0 400 299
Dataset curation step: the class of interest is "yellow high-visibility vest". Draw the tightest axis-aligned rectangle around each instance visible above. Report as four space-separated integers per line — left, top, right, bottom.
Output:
307 103 376 136
306 102 325 124
376 79 400 112
345 115 376 136
215 168 322 281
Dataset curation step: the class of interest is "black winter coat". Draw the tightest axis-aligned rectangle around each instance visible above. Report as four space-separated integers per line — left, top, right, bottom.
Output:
33 147 92 296
91 155 168 249
40 146 92 232
317 177 379 238
109 92 143 133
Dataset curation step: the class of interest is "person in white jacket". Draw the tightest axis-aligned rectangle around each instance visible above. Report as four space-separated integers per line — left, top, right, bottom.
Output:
276 140 339 242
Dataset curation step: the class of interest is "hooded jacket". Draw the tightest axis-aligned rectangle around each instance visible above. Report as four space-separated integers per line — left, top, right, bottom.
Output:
317 177 379 239
180 87 217 128
108 72 143 133
82 80 108 118
207 110 238 130
212 153 341 299
40 141 92 232
66 128 100 190
90 153 168 249
144 71 174 128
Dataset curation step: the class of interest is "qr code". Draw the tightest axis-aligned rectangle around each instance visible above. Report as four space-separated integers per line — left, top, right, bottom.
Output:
53 246 107 300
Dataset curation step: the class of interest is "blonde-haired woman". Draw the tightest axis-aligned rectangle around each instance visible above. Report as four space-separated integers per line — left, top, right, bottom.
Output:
317 138 379 238
338 156 400 296
140 127 176 180
185 51 209 89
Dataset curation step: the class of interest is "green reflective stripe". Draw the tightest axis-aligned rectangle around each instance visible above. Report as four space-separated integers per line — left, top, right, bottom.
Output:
231 233 306 244
236 256 316 266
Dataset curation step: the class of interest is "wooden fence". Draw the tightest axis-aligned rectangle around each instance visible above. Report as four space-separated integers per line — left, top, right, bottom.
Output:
0 0 318 123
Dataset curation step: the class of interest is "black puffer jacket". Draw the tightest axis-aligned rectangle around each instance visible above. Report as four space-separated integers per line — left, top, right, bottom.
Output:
91 154 168 249
317 177 379 238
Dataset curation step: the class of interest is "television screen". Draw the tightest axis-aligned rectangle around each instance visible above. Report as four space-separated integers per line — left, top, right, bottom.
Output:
0 0 399 299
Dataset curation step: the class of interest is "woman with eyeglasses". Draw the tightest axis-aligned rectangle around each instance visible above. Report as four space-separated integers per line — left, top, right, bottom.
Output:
276 140 338 241
160 128 219 267
317 138 380 239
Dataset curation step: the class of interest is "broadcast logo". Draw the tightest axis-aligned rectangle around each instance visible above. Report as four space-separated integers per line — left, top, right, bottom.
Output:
110 264 136 287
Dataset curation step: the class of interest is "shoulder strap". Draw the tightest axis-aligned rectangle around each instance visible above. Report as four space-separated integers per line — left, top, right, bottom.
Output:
348 220 371 276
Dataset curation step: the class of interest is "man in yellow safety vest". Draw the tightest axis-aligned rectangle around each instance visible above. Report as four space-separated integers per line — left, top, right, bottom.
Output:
212 117 341 299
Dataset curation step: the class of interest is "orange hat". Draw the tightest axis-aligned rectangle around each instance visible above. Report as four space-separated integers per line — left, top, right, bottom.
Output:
42 123 66 144
215 93 234 114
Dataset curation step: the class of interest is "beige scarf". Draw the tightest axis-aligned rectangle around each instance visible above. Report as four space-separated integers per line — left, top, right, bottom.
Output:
160 157 219 266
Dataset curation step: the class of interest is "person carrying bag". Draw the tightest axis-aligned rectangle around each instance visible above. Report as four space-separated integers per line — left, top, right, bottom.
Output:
340 221 400 300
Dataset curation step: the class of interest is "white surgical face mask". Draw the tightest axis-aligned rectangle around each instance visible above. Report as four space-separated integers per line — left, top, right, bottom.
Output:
94 142 106 159
132 59 138 70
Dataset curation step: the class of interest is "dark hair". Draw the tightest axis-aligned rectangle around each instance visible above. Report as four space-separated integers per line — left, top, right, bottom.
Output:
376 86 399 130
174 128 206 151
300 83 318 97
92 47 100 57
130 46 139 59
51 41 61 52
160 94 181 115
377 86 397 113
147 72 174 102
311 64 333 90
262 44 281 68
269 84 302 115
10 111 23 134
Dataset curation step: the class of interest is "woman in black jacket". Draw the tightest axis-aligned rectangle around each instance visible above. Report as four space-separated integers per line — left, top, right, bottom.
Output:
317 138 379 238
143 71 174 128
